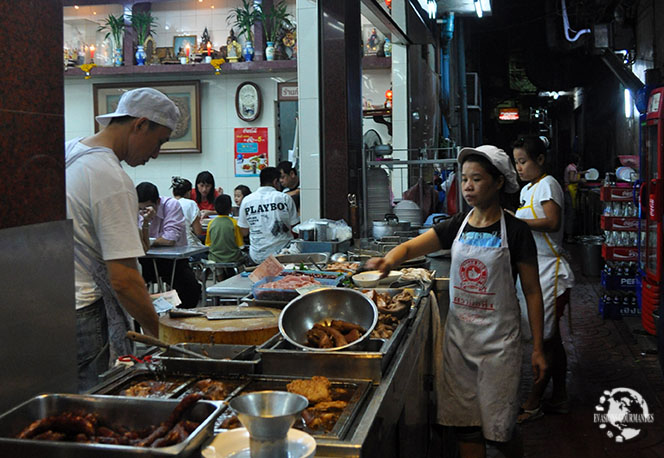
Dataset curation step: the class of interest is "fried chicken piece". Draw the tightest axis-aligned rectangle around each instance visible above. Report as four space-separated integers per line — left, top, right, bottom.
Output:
311 400 348 412
286 376 331 403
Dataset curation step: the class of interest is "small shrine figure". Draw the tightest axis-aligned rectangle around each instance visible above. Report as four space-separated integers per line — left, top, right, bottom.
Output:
367 27 379 54
226 29 242 62
281 28 296 60
200 27 211 53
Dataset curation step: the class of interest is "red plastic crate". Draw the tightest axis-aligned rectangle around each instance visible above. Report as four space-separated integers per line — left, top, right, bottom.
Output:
600 216 640 231
600 186 635 202
601 245 638 262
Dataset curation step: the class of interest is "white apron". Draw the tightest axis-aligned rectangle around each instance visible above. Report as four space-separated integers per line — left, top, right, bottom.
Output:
516 176 574 340
438 210 522 442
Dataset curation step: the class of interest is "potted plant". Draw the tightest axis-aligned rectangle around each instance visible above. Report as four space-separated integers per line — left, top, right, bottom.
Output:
256 0 294 61
97 13 125 66
227 0 259 61
130 10 158 65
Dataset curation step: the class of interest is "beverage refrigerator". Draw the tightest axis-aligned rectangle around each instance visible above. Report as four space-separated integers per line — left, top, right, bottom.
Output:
640 87 664 345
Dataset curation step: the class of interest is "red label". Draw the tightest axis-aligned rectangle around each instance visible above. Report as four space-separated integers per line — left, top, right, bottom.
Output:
459 259 488 292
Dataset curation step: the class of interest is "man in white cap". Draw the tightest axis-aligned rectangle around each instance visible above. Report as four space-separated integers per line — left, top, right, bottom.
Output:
65 87 180 392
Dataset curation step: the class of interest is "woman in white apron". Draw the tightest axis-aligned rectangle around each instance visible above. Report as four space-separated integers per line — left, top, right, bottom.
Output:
512 136 575 422
368 145 547 458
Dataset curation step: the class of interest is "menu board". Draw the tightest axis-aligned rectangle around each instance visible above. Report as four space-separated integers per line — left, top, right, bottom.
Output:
235 127 268 177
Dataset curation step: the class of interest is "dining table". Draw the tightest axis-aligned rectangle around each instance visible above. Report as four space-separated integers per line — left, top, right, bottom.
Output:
142 245 209 292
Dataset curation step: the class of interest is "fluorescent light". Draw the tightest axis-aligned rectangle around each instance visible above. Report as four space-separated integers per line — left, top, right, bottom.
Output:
427 0 437 19
624 89 632 118
474 0 483 18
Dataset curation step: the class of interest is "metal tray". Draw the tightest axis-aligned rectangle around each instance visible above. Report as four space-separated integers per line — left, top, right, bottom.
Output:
157 343 260 376
217 376 372 441
92 369 194 399
257 308 412 383
93 369 251 403
0 393 224 457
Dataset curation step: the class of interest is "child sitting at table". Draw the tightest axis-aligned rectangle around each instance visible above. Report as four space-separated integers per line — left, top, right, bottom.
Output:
205 194 245 265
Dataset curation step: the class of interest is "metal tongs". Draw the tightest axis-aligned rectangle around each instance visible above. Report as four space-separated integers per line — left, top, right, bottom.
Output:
126 331 212 359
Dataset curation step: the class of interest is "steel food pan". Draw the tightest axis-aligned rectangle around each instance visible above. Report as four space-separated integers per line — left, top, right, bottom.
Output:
158 343 260 376
92 369 194 399
176 377 248 402
217 376 372 441
257 305 411 383
0 393 224 457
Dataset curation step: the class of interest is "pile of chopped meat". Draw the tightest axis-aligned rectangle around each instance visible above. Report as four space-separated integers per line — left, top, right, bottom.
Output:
120 380 181 398
362 289 414 339
261 274 321 289
371 313 400 339
324 262 360 273
305 320 366 348
191 379 233 401
15 394 203 448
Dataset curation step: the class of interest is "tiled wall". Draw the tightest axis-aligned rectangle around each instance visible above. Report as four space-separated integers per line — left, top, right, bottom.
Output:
65 71 297 202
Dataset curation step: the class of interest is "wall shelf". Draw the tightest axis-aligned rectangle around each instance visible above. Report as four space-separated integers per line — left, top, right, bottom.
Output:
362 56 392 70
65 59 297 78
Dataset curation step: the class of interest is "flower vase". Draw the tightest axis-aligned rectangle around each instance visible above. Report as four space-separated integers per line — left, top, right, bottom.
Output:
113 48 123 66
243 41 254 62
265 42 275 61
135 45 147 66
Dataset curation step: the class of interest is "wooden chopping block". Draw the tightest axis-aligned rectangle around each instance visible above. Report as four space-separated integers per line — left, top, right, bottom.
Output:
159 306 280 345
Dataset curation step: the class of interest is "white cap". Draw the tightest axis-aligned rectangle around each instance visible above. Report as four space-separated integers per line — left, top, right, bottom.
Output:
458 145 520 193
95 87 180 132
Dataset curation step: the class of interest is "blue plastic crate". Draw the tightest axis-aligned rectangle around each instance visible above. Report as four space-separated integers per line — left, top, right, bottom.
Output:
252 274 341 302
600 271 637 290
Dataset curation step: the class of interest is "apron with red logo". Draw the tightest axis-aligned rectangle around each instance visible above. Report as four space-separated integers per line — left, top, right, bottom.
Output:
437 210 522 442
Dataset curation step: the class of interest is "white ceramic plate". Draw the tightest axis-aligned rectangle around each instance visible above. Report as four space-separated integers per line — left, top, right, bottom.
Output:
201 428 316 458
585 168 599 181
616 166 636 182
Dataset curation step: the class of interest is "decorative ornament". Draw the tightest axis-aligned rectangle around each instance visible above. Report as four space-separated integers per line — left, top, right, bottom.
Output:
79 63 97 79
210 58 225 75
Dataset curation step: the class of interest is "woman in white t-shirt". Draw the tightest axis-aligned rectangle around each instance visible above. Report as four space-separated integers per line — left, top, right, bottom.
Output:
512 135 575 422
171 177 204 246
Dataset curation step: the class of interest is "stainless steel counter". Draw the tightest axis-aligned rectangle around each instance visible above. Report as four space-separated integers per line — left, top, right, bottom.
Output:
312 293 435 457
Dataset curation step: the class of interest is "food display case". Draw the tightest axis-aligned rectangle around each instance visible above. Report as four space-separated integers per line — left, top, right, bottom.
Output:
0 269 438 458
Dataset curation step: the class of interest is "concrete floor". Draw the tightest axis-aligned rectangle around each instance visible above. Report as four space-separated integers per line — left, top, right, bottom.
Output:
428 245 664 457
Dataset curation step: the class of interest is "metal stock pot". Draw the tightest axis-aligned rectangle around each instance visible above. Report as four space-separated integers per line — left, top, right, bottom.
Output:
372 214 410 239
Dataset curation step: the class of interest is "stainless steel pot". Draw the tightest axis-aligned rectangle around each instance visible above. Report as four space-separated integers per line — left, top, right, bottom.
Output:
300 228 316 241
372 214 409 239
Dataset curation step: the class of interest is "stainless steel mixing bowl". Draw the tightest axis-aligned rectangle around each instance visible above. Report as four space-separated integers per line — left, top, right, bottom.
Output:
279 288 378 352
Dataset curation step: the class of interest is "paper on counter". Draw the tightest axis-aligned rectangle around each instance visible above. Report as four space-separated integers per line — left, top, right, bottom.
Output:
249 255 285 282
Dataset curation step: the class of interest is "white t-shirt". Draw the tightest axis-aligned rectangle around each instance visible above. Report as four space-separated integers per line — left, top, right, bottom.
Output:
516 175 564 255
237 186 299 263
66 140 145 310
177 197 203 246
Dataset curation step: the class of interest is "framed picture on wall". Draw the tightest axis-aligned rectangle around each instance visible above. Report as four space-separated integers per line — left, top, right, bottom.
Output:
173 35 197 57
93 81 201 154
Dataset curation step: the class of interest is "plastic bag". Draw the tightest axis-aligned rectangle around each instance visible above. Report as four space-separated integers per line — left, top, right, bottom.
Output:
293 219 352 242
